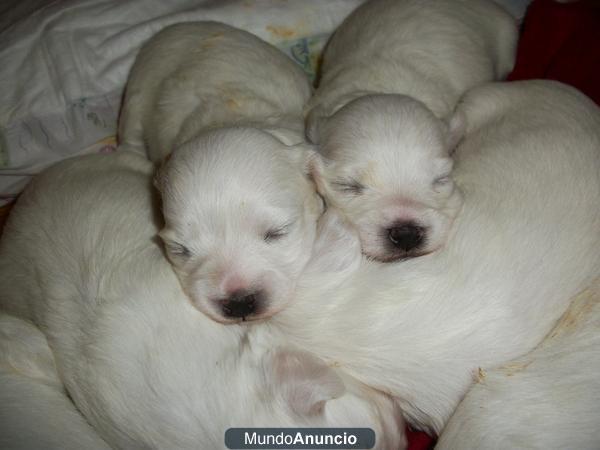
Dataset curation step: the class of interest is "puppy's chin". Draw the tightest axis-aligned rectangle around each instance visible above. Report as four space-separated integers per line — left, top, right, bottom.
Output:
202 312 271 325
362 248 435 264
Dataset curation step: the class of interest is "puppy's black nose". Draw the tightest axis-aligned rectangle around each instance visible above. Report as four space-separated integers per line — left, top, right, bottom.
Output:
387 224 424 251
221 290 259 319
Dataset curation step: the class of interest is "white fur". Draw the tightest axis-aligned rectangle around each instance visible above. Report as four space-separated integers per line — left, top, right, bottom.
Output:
312 95 465 262
120 22 323 323
3 80 598 446
0 313 110 450
119 21 312 160
307 0 517 123
306 0 517 262
0 152 406 450
255 81 600 434
437 278 600 450
156 128 324 323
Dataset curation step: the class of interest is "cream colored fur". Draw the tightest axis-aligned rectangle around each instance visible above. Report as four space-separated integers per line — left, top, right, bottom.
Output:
437 278 600 449
254 81 600 435
119 21 312 161
305 0 517 262
0 152 406 450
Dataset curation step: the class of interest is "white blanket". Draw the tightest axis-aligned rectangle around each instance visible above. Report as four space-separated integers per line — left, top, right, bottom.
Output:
0 0 366 203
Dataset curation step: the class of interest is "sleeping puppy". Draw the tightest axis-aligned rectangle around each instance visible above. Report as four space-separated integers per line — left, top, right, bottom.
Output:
312 94 464 262
306 0 517 262
119 22 323 322
119 21 312 160
0 152 406 450
268 81 600 434
155 128 324 323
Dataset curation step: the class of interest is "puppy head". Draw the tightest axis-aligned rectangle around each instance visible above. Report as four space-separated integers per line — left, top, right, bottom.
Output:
314 94 464 263
156 128 324 323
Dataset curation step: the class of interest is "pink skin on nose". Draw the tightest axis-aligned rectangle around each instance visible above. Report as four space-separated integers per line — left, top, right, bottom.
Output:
220 273 250 297
381 201 423 226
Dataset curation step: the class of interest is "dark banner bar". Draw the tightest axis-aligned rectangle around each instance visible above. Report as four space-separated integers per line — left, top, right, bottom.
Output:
225 428 376 449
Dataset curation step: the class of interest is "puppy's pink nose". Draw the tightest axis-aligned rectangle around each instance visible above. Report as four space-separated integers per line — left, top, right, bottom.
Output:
220 290 262 320
221 274 248 296
387 223 425 251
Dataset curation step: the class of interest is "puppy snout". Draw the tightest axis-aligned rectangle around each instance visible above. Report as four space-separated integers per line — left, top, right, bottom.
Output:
387 223 424 251
221 290 261 320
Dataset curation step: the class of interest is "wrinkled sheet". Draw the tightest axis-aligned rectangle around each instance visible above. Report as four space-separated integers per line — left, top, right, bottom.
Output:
0 0 365 203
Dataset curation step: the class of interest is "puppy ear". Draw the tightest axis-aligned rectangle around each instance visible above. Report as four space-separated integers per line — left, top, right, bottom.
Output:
305 209 361 280
267 349 345 416
445 109 466 154
263 127 303 146
306 149 330 199
152 153 173 194
153 164 166 194
302 146 334 200
307 90 377 144
305 106 326 144
289 143 333 204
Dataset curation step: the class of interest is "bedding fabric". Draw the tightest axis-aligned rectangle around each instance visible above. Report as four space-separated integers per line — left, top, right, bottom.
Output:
0 0 364 204
507 0 600 106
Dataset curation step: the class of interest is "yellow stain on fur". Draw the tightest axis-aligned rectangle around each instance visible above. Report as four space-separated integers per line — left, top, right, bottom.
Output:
475 367 487 383
500 360 532 377
548 278 599 340
266 25 296 39
499 278 600 378
201 33 224 49
226 98 241 111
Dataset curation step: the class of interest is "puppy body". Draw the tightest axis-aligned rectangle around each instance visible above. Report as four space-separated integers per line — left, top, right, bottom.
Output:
437 278 600 450
0 314 111 450
307 0 517 123
119 21 312 160
0 152 406 450
306 0 517 261
120 22 322 322
264 81 600 433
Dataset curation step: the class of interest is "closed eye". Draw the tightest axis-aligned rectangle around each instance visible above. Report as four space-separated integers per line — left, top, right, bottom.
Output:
331 178 365 195
264 223 292 242
166 242 191 258
433 175 453 193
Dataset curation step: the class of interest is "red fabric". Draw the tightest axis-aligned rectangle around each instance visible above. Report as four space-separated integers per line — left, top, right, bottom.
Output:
507 0 600 106
406 425 435 450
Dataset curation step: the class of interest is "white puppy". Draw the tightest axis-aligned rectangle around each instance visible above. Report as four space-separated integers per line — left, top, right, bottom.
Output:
437 278 600 450
155 128 324 323
258 81 600 434
120 22 323 322
312 94 465 262
0 152 406 450
0 314 110 450
306 0 517 262
119 21 312 160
